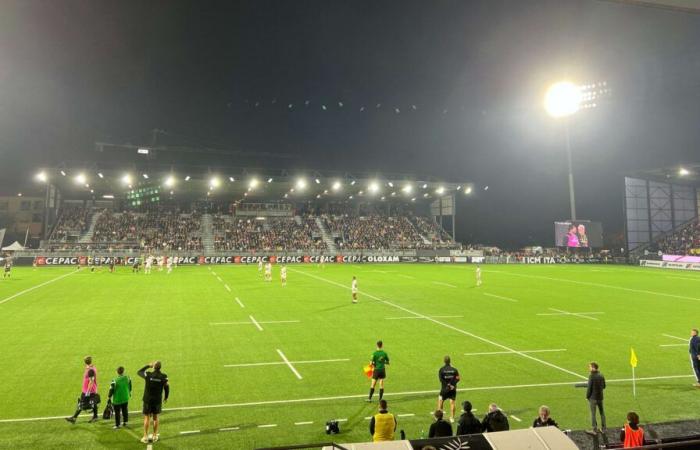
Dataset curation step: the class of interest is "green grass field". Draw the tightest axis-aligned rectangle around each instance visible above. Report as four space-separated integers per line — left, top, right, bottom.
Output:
1 263 700 449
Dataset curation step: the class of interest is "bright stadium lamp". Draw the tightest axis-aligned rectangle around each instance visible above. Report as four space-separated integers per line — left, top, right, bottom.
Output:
209 176 221 188
164 175 176 188
229 176 236 182
465 186 473 195
35 171 48 183
122 174 132 185
296 178 307 190
97 172 104 179
74 173 87 185
332 180 342 191
368 181 380 194
679 167 690 176
249 178 259 189
544 81 582 118
436 186 445 195
142 173 149 179
402 184 413 195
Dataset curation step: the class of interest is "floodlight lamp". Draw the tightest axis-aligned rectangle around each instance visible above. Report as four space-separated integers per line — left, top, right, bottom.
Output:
164 175 176 188
137 148 150 155
267 178 273 183
411 197 416 202
75 173 87 184
97 172 104 179
350 180 356 186
121 174 131 185
368 181 380 193
209 177 221 188
423 193 429 198
35 171 48 183
380 196 386 201
60 170 66 176
436 186 445 195
17 192 22 197
332 181 342 191
142 173 149 179
102 194 114 199
230 177 235 182
544 81 582 118
314 178 320 184
249 178 259 189
348 195 354 199
296 178 307 190
185 175 191 181
465 186 473 194
388 182 394 187
402 184 413 194
422 183 428 189
679 167 690 176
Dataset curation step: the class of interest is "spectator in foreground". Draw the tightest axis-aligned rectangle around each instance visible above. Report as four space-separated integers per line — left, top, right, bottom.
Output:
66 356 99 424
138 361 169 443
108 366 132 429
369 399 396 442
532 405 558 428
429 409 453 438
456 400 483 436
586 361 606 435
620 411 644 448
482 403 509 432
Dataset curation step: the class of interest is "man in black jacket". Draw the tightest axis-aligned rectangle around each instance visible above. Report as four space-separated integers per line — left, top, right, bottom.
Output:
586 361 606 434
482 403 509 432
456 401 483 435
428 409 453 438
689 329 700 387
137 361 169 444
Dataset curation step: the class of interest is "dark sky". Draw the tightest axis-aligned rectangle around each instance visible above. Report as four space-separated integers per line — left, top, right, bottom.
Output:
0 0 699 247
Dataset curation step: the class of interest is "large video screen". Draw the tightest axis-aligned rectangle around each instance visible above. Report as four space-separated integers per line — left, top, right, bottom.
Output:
554 220 603 248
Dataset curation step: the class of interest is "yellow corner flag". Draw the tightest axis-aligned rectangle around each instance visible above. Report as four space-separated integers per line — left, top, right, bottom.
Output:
630 347 638 368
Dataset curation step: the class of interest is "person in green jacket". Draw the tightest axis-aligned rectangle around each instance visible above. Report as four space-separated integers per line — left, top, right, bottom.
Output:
108 366 132 429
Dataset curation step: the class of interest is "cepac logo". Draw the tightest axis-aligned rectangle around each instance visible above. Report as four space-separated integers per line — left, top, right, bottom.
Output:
34 257 46 266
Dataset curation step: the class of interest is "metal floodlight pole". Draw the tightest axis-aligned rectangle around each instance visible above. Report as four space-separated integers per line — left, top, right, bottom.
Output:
565 120 577 221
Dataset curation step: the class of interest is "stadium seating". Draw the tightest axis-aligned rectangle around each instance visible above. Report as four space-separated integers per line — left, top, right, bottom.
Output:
48 206 91 242
213 215 326 251
656 219 700 255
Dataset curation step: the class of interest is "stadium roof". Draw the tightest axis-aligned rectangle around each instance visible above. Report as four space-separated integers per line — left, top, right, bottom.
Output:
625 163 700 185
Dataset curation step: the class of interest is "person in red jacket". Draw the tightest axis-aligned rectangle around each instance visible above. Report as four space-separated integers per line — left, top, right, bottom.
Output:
620 411 644 448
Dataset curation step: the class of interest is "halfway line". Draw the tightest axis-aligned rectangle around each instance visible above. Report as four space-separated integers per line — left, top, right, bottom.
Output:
464 349 566 356
224 358 349 368
663 333 687 342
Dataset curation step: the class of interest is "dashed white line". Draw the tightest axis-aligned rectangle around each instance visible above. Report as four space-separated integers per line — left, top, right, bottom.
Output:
216 276 223 282
224 358 350 368
249 315 263 331
663 334 688 342
510 415 522 422
660 344 687 347
211 320 300 326
0 269 78 306
546 308 599 321
295 421 313 426
224 284 231 292
235 297 245 308
219 427 240 432
483 292 518 303
464 349 567 356
179 430 200 435
432 281 457 288
292 269 587 380
277 349 303 380
386 315 463 320
397 413 415 418
335 418 348 422
212 271 217 276
258 424 277 428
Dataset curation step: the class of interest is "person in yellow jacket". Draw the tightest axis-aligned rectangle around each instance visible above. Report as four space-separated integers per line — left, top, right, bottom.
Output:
369 399 397 442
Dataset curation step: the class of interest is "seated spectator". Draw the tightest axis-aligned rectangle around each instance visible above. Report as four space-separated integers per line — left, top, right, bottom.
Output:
456 400 483 435
532 405 558 428
620 411 644 448
482 403 509 432
428 409 453 438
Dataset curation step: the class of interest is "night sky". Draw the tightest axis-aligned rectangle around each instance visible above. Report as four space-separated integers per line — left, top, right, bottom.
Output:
1 0 699 247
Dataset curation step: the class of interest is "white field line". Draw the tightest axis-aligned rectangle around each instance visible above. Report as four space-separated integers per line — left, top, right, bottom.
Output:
249 315 263 331
179 430 200 435
667 276 700 281
537 312 604 316
398 274 414 279
212 271 217 276
335 418 348 422
487 270 700 303
432 281 457 288
224 358 350 368
295 421 313 425
547 308 599 321
386 315 463 320
216 276 223 282
291 269 587 380
663 334 688 342
660 344 687 347
397 413 415 418
258 424 277 428
235 297 245 308
483 292 518 303
510 415 522 422
219 427 240 431
211 320 300 326
464 349 566 356
1 374 692 423
277 349 303 380
0 269 78 306
224 284 231 292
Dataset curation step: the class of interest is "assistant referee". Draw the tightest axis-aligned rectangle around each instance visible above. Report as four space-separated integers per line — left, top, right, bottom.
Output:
368 341 389 402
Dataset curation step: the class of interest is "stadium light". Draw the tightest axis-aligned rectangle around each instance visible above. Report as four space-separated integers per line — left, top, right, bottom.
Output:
348 195 353 199
229 176 235 182
544 81 582 118
314 178 321 184
350 180 356 186
402 184 413 195
164 175 176 188
411 197 416 202
368 181 380 194
102 194 114 199
423 193 429 198
267 177 273 183
60 170 66 176
422 183 428 189
74 173 87 185
185 175 191 181
465 186 473 194
679 167 690 176
296 178 307 190
17 192 22 197
387 182 394 188
249 178 259 189
142 173 149 179
122 174 132 185
35 171 48 183
209 176 221 188
97 172 104 179
436 186 445 195
332 180 342 191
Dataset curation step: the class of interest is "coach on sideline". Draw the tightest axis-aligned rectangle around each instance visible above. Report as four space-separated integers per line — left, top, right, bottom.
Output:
689 329 700 387
138 361 169 443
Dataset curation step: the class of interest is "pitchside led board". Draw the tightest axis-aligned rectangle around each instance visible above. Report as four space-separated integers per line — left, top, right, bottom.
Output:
554 220 603 248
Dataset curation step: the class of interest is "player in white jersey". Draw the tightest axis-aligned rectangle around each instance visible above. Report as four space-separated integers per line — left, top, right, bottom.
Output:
166 257 173 274
280 265 287 286
144 256 152 274
264 262 272 282
475 265 482 287
158 256 165 272
258 260 263 275
351 276 358 303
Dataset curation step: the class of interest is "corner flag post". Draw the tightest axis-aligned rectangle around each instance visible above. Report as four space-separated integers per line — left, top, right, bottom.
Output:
630 347 638 398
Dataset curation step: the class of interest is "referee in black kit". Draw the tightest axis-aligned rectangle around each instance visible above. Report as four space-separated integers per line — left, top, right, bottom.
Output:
437 356 460 423
138 361 170 444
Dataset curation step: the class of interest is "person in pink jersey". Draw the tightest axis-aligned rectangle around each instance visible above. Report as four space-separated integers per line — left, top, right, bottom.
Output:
566 225 580 248
66 356 100 423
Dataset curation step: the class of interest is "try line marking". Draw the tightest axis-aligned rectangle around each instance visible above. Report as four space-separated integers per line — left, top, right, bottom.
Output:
0 269 79 306
224 358 349 368
2 374 691 423
291 269 587 380
277 349 303 380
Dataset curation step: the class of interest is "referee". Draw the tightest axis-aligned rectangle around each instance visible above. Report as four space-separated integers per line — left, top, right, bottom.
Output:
437 356 460 422
137 361 169 444
367 341 389 402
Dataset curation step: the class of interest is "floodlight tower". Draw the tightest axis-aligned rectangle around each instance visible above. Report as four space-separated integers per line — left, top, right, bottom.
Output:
545 81 582 220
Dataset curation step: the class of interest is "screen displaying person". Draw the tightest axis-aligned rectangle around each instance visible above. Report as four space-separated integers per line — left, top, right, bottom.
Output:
566 225 580 248
577 224 589 248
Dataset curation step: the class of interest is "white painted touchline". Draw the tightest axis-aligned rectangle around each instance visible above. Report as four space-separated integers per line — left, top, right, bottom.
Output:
179 430 200 435
224 284 231 292
277 349 303 380
510 415 522 422
224 358 350 368
660 344 688 347
0 269 78 306
249 315 263 331
291 269 587 380
235 297 245 308
295 421 313 426
537 312 604 316
211 320 300 326
464 349 566 356
663 333 687 342
397 414 415 418
1 374 693 423
219 427 240 431
482 292 518 303
432 281 457 288
386 315 463 320
258 424 277 428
